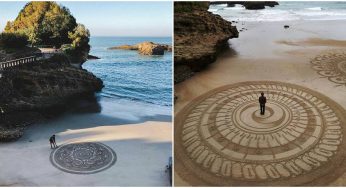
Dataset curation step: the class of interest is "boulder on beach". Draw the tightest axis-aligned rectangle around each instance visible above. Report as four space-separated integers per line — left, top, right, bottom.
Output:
108 42 172 55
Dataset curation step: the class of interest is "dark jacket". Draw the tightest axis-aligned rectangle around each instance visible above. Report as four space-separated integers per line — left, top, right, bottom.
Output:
49 136 55 143
259 96 266 105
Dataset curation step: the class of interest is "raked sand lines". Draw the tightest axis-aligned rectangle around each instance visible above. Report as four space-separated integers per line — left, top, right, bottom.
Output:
311 50 346 87
175 81 346 186
50 142 117 174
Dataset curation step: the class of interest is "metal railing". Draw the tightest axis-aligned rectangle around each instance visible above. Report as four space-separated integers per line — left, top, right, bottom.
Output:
0 56 37 69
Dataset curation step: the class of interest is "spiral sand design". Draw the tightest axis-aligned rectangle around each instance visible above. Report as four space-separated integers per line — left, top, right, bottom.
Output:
175 81 346 186
311 51 346 86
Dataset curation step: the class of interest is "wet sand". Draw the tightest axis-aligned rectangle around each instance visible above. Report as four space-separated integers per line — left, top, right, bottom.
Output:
0 102 172 186
174 20 346 186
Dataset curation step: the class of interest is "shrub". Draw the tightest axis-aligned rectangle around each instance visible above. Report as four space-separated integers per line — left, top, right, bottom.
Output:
5 2 77 47
0 33 29 48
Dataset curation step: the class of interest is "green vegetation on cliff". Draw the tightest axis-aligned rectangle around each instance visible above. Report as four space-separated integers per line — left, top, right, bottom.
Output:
4 2 77 47
62 24 90 64
0 33 28 48
3 2 90 64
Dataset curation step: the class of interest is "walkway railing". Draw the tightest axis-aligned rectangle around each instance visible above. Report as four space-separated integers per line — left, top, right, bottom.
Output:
0 56 37 69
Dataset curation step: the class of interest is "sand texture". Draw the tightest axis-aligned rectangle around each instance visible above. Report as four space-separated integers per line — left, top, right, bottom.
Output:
174 20 346 186
0 112 172 186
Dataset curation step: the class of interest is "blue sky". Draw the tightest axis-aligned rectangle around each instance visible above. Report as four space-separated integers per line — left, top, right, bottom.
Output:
0 1 172 37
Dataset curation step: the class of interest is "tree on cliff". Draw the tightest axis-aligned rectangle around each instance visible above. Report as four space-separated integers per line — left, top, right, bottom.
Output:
61 24 90 64
0 33 29 48
4 1 77 48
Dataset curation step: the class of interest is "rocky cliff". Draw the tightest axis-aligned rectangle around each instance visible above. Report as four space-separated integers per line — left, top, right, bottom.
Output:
0 53 103 141
174 2 239 83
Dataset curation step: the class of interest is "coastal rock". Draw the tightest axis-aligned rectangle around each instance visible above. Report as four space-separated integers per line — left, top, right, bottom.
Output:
210 1 279 10
87 54 100 60
0 53 103 141
174 2 239 83
0 47 40 62
0 112 43 142
108 45 138 50
0 54 103 113
137 42 165 55
108 42 172 55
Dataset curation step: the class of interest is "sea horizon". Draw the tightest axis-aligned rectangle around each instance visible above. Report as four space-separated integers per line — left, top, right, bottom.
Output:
209 1 346 22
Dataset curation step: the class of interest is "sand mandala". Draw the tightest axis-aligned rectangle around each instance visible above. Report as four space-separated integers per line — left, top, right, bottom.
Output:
50 142 117 174
311 51 346 86
175 81 346 186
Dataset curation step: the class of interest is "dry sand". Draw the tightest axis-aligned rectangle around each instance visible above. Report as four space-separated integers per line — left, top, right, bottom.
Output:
174 20 346 186
0 111 172 186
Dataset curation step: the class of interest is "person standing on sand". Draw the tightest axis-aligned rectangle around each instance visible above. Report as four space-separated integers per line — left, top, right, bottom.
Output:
49 135 58 149
259 92 267 115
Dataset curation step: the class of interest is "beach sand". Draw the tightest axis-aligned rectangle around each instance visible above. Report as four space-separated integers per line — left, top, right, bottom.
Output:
174 20 346 186
0 109 172 186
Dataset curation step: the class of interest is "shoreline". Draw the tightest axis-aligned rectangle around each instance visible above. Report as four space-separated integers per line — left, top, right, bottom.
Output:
174 19 346 186
0 120 171 186
0 96 172 186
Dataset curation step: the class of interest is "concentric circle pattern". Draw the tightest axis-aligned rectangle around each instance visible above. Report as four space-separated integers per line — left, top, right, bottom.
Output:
175 81 346 186
50 142 116 174
311 51 346 86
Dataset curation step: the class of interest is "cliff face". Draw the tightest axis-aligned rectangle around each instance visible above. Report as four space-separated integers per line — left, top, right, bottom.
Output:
0 47 40 62
0 1 101 142
0 57 103 112
0 54 103 141
174 2 239 83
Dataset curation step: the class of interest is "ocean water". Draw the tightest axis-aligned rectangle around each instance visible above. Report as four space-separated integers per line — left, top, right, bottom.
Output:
209 2 346 22
82 37 172 119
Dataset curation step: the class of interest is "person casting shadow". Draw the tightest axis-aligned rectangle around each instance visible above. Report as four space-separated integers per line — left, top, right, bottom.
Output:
259 92 267 115
49 135 58 149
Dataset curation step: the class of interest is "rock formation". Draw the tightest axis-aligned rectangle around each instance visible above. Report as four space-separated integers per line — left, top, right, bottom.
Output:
0 53 103 141
174 2 239 83
0 2 102 142
137 42 165 55
109 45 138 51
210 1 279 10
108 42 172 55
0 47 40 62
87 54 100 60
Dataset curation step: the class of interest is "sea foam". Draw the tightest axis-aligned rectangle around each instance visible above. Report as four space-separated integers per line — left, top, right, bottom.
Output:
209 2 346 22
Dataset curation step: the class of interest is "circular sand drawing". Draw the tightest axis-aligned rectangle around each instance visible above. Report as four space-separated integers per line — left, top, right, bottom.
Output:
175 81 346 186
50 142 116 174
311 51 346 86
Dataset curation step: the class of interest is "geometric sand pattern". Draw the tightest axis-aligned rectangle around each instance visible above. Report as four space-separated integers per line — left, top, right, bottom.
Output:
50 142 117 174
311 51 346 86
175 81 346 186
